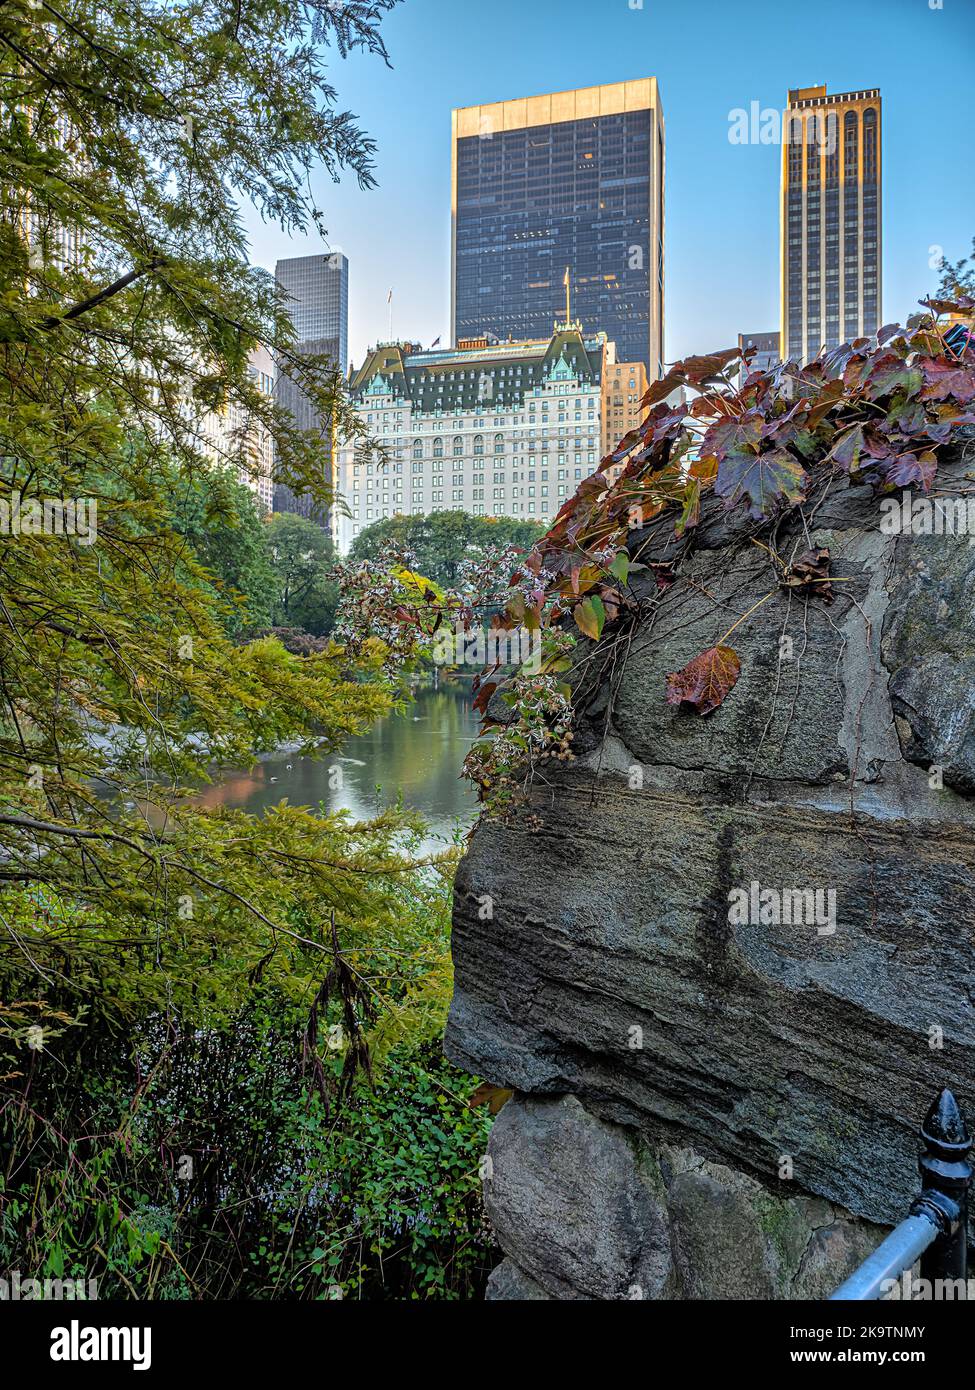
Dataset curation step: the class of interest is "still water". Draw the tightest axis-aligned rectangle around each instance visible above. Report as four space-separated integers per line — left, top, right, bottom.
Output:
195 682 481 851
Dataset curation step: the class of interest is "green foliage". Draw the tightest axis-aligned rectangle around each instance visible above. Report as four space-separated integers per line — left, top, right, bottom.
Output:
0 0 496 1304
170 465 278 636
936 237 975 301
349 510 545 589
266 510 340 637
1 861 496 1300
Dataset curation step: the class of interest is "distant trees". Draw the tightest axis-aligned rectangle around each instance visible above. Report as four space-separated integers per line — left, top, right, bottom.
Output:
937 237 975 301
349 511 545 588
265 511 340 636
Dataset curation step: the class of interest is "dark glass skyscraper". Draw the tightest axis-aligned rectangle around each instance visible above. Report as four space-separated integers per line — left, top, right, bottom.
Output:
273 252 349 526
274 251 349 374
451 81 664 379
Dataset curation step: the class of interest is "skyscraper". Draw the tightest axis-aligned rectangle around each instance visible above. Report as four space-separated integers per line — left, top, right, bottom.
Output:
273 252 349 525
737 331 780 388
274 252 349 372
451 80 665 380
780 86 881 363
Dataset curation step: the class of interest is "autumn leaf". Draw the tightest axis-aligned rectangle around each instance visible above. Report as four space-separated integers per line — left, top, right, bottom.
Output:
574 595 606 641
665 644 741 716
864 354 923 401
700 411 763 461
920 294 975 317
781 547 834 602
714 446 808 520
828 423 866 470
472 680 499 716
882 451 938 490
608 551 631 584
675 477 701 537
918 358 975 405
469 1083 513 1115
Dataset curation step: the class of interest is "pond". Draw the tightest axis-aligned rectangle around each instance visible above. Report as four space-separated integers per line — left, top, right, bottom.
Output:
194 681 481 852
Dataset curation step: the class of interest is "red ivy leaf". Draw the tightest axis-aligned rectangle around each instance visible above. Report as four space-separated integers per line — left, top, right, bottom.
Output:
714 446 808 520
882 451 938 490
472 680 499 716
864 354 923 401
665 644 741 717
828 423 867 470
918 358 975 405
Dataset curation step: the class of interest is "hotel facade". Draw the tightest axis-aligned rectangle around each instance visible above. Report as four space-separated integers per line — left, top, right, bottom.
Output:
334 325 619 553
451 79 665 380
780 85 882 363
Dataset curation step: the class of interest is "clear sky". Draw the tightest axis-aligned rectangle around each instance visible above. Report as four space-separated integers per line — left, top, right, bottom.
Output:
241 0 975 370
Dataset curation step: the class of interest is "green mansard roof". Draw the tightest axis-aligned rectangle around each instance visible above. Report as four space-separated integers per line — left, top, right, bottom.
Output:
348 327 606 413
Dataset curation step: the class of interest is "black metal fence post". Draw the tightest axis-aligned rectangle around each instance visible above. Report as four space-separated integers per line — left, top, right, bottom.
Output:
831 1088 973 1300
916 1088 972 1288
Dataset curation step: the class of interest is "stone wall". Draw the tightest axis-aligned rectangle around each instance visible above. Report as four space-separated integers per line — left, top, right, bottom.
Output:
445 450 975 1299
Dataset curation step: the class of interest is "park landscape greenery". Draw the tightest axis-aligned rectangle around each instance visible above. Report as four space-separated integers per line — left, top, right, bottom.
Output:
2 0 974 1304
0 0 494 1300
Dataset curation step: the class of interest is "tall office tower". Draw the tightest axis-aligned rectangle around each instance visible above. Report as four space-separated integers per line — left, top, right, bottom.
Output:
451 80 665 380
737 331 780 387
780 86 881 364
274 252 349 373
273 252 349 525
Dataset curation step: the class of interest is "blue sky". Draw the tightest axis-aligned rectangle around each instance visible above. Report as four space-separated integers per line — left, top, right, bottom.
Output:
242 0 975 369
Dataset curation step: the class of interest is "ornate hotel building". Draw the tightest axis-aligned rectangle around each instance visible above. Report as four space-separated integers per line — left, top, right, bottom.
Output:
334 325 613 553
451 79 665 380
780 85 882 363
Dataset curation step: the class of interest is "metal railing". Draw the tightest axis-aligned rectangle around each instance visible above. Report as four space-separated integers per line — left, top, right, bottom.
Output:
830 1088 973 1300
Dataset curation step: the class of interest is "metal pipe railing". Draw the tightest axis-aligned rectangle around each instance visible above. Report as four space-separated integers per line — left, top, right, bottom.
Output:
830 1088 973 1301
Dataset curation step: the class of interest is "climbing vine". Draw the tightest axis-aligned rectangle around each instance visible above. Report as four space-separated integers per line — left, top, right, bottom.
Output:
337 298 975 819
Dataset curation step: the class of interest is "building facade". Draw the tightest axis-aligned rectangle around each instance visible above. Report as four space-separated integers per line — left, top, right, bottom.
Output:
451 80 665 380
737 330 780 387
198 344 276 514
334 326 611 553
601 358 649 460
273 252 349 526
780 86 881 363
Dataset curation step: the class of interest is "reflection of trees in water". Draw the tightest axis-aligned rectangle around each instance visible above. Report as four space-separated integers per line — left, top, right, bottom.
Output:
202 685 479 841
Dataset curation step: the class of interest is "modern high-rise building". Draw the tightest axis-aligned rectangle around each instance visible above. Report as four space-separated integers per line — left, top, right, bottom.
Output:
334 324 613 552
780 86 881 363
273 252 349 526
737 331 780 387
274 252 349 372
451 80 665 380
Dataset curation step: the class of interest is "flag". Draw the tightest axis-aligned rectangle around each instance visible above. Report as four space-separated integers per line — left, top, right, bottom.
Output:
387 288 393 304
431 336 441 348
563 267 570 287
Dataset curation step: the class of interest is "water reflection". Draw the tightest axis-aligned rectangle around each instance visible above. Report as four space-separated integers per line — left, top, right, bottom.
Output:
196 682 480 851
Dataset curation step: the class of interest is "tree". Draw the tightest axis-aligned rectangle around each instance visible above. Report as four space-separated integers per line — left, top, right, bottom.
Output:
349 510 545 588
937 237 975 301
170 467 278 636
0 0 454 1133
266 510 339 636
